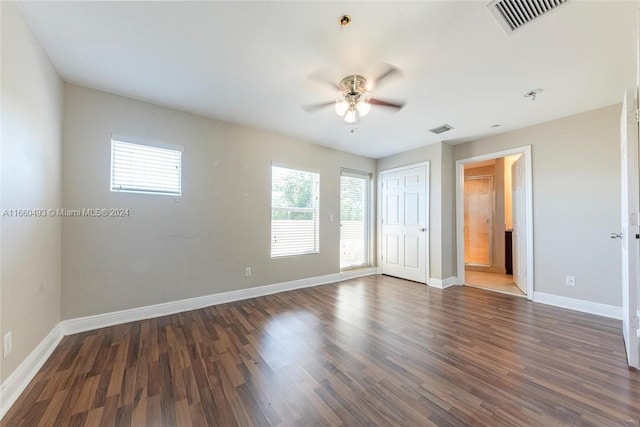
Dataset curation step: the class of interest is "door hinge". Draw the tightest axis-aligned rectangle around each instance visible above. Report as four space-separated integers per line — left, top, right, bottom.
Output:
632 316 640 330
635 109 640 123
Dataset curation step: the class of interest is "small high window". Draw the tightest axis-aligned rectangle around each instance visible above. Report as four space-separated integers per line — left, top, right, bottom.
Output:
110 137 182 196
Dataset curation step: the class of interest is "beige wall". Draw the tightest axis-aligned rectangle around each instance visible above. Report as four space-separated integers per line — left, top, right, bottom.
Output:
61 84 376 319
1 3 63 382
454 104 622 306
377 142 457 280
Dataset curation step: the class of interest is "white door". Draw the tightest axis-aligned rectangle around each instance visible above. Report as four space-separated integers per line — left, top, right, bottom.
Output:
381 164 428 283
511 155 527 295
620 87 639 368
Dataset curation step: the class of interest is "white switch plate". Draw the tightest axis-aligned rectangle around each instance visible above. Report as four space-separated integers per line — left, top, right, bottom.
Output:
566 276 576 287
329 214 334 222
245 267 252 277
4 331 12 357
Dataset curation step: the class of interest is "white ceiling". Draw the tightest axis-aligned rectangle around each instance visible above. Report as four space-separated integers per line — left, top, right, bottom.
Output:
17 1 637 159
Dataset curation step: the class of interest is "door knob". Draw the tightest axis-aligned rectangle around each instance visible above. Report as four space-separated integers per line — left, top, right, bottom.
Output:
610 233 622 239
419 228 427 232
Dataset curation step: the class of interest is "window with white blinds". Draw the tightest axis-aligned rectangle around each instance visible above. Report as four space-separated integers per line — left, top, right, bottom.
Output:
340 170 370 270
271 165 320 258
110 138 182 196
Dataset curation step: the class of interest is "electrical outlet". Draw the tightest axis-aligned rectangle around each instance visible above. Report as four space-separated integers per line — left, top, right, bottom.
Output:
4 331 12 357
245 267 252 277
566 275 576 287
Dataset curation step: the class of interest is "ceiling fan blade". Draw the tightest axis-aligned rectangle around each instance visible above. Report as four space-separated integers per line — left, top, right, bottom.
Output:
308 70 341 91
369 98 405 110
302 101 335 112
370 63 402 89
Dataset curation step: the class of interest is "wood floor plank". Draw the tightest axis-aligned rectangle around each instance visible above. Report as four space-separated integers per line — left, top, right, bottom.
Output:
2 275 640 426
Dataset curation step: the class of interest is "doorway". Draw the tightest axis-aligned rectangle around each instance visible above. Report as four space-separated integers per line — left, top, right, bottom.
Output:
456 147 533 299
464 175 493 267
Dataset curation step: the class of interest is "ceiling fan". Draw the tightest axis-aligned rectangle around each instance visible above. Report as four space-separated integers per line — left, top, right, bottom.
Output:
304 65 406 123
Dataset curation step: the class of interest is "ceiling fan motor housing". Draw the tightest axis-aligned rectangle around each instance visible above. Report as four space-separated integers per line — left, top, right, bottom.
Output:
339 75 369 103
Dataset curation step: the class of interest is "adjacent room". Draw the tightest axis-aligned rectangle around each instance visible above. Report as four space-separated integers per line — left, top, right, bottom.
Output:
2 1 640 425
463 155 524 297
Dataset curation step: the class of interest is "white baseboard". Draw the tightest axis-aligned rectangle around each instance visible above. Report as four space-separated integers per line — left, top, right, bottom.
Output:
62 268 378 335
428 276 459 289
0 323 63 420
533 292 622 320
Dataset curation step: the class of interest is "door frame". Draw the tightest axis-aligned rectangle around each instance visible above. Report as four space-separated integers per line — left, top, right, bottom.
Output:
455 146 534 299
377 161 430 283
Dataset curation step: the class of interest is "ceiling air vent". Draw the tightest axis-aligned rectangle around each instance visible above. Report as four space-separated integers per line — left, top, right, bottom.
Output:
488 0 569 34
429 124 454 135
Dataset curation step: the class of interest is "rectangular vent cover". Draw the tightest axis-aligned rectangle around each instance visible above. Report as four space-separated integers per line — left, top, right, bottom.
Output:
429 124 454 135
488 0 569 34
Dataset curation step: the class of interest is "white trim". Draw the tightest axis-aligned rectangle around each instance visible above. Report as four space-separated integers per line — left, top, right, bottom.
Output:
62 268 378 335
533 292 622 320
0 324 64 420
456 146 534 300
428 276 459 289
378 161 430 284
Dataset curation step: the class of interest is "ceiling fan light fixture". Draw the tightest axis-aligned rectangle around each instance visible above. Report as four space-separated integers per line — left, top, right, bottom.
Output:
335 100 349 116
356 101 371 117
344 108 357 123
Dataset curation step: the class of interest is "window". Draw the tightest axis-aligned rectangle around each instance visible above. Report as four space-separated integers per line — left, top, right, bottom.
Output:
340 170 371 269
271 165 320 257
110 137 182 196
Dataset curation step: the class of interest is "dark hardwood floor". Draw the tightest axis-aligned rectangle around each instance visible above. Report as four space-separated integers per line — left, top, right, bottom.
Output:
2 275 640 426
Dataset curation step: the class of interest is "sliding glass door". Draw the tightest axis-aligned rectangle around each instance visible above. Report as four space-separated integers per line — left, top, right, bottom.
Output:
340 170 371 270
